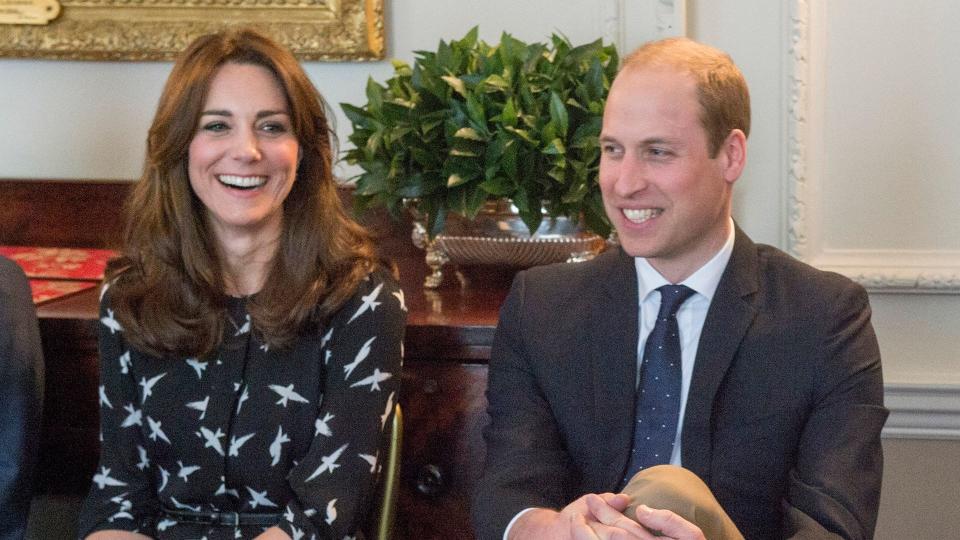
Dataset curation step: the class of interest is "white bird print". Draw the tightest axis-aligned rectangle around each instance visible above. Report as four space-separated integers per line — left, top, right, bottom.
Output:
135 445 149 470
108 509 133 522
186 396 210 420
98 385 113 409
325 498 338 525
349 368 393 392
269 384 309 407
314 412 335 437
324 349 332 365
185 358 207 379
343 336 376 380
215 476 240 498
146 416 171 444
235 385 250 414
303 508 317 517
158 466 170 492
284 505 295 522
320 328 333 349
246 486 278 509
359 453 378 473
393 288 407 311
93 467 127 489
170 496 200 512
270 426 291 467
156 519 177 531
229 432 256 457
108 493 133 521
197 426 225 456
235 314 251 336
260 342 270 352
100 309 122 334
138 372 166 404
177 461 201 482
118 351 132 374
290 525 305 540
121 403 142 428
380 391 395 429
305 443 348 482
347 283 383 323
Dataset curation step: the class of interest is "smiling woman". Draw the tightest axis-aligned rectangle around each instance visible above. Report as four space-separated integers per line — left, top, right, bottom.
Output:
77 28 406 540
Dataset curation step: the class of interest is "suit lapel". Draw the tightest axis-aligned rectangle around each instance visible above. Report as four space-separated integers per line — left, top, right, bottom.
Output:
591 247 641 489
681 225 759 483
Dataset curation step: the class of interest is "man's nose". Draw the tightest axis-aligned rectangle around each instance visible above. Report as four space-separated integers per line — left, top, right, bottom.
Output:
612 158 649 197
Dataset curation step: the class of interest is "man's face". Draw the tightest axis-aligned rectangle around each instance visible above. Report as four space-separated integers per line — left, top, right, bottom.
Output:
599 66 742 282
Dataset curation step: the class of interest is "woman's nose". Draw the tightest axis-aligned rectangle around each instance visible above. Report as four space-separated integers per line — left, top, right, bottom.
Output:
231 128 262 162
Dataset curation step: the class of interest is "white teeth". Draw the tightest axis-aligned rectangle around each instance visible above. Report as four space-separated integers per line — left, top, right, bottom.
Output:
218 175 267 188
623 208 662 224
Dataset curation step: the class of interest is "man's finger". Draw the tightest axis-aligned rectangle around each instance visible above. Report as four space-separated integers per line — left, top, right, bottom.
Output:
584 494 655 538
634 504 705 540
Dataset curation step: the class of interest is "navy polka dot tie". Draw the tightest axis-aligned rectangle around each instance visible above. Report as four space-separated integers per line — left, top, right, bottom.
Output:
622 284 695 485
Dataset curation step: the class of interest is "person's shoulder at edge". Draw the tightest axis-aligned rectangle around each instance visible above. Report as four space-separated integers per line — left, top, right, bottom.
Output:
511 246 629 299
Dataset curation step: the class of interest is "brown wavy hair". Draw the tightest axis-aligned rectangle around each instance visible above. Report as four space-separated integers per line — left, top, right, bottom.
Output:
109 28 377 358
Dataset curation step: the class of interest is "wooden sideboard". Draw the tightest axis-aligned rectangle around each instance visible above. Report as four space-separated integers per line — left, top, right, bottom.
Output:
3 179 512 539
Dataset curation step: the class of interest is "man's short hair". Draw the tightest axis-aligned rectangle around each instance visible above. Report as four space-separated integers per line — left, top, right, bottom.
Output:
622 38 751 157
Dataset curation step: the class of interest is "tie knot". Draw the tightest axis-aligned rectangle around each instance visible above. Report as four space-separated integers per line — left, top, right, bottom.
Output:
656 285 695 318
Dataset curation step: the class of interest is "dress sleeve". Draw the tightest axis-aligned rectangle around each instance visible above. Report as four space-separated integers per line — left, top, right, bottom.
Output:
783 280 888 539
77 287 160 537
279 270 406 539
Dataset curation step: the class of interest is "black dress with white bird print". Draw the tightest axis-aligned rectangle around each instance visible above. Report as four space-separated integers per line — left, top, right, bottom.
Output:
78 270 406 540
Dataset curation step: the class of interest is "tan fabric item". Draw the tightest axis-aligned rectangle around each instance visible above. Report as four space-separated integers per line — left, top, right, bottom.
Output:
622 465 745 540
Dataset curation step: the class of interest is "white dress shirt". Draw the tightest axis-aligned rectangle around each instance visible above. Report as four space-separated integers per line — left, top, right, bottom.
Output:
502 219 736 539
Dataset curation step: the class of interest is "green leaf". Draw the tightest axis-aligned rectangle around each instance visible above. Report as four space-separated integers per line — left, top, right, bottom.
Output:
364 78 384 117
447 173 469 188
454 126 484 141
543 138 566 155
441 75 467 98
549 91 569 136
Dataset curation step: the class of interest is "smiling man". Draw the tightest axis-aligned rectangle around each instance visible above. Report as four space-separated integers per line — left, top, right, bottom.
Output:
473 38 888 540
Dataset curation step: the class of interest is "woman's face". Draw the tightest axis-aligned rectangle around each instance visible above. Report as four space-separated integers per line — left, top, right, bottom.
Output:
188 62 300 247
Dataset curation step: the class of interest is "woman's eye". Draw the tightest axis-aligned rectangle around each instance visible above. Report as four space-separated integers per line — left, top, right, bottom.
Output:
201 121 229 132
260 122 289 134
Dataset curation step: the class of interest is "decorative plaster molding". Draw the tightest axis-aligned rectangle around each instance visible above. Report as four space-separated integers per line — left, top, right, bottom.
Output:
655 0 686 38
883 383 960 440
784 0 960 293
600 0 624 54
786 0 810 260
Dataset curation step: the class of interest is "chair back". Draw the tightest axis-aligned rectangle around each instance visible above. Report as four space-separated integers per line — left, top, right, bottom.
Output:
374 403 403 540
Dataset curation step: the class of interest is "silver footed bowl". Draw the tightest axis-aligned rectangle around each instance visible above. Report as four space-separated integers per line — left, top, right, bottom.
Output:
408 199 608 288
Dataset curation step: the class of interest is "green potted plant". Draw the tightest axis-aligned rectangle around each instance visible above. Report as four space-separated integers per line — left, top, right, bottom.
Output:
340 27 618 239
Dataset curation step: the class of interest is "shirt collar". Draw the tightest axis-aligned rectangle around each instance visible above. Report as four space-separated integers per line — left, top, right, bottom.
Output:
634 217 736 303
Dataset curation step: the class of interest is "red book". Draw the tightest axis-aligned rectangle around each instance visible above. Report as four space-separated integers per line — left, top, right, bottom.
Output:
0 246 117 280
28 279 99 305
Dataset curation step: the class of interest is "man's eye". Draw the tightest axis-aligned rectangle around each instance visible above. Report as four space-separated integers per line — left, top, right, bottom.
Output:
648 148 672 158
601 144 622 155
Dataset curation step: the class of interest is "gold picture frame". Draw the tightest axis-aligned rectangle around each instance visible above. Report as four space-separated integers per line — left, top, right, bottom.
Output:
0 0 385 61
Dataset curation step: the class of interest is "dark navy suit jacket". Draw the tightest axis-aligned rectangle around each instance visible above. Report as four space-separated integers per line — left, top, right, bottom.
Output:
473 226 887 540
0 256 44 540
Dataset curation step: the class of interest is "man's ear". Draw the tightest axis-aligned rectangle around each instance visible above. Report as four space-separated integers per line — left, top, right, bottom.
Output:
719 129 747 184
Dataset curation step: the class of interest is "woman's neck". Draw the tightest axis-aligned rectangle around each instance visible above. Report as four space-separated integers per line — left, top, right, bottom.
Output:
215 230 281 297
